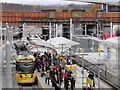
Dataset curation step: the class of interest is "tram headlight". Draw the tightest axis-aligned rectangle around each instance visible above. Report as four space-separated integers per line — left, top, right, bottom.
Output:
20 75 23 78
31 74 33 78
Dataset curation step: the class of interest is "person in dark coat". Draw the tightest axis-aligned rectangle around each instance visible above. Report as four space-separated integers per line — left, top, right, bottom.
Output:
35 53 40 72
50 69 55 87
88 72 95 87
48 58 52 66
64 76 69 90
33 52 37 58
71 77 75 90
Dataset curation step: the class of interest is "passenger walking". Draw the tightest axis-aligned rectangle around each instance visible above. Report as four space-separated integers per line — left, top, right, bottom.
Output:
64 76 69 90
71 77 75 90
45 70 50 85
50 69 55 87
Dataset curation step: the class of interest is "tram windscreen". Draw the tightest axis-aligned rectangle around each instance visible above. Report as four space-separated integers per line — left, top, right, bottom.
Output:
16 61 35 74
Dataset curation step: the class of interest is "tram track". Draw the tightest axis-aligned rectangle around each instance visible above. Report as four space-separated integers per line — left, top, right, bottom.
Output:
18 83 39 90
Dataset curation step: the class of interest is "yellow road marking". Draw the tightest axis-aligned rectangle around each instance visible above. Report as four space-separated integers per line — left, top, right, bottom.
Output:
37 75 45 89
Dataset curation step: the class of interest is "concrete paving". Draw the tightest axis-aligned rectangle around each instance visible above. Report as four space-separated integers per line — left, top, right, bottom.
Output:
36 72 54 89
76 66 112 88
36 65 111 89
77 51 118 76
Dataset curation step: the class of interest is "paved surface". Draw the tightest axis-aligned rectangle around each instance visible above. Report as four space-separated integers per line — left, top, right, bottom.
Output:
76 66 112 88
0 42 113 89
36 72 54 89
36 65 111 89
77 52 118 76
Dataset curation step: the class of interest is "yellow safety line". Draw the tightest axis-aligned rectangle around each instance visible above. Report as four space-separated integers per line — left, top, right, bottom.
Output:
37 75 45 89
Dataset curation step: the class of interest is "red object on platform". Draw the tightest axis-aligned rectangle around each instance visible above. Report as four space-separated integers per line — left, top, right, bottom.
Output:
102 34 115 40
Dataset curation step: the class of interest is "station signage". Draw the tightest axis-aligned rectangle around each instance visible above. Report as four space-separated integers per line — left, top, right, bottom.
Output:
102 34 115 40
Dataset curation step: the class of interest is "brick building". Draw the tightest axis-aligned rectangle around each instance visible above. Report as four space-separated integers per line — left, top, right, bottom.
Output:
95 4 120 12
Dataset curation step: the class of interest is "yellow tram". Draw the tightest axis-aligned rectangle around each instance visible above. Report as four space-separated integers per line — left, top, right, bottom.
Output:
16 54 37 84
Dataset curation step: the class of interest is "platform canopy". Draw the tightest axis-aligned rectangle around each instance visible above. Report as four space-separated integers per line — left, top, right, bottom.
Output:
47 37 80 49
30 39 52 48
104 37 120 48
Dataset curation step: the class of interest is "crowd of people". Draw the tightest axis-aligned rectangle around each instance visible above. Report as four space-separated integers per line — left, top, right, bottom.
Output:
33 51 76 90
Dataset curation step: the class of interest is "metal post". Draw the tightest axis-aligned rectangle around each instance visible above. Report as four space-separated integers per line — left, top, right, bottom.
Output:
99 22 101 39
5 23 8 61
6 40 12 88
56 24 58 37
85 24 87 36
106 5 108 12
72 24 74 35
92 33 94 53
59 44 66 56
6 23 9 41
110 22 113 38
81 50 85 88
0 21 2 60
94 71 95 87
11 26 13 46
8 30 12 45
49 22 52 44
23 23 25 41
69 48 72 69
97 23 99 38
60 24 63 37
98 66 100 90
70 19 72 40
82 53 84 88
104 44 106 59
54 23 55 37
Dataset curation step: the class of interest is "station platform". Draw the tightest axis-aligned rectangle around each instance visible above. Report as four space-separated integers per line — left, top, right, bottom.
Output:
78 52 118 76
36 65 111 89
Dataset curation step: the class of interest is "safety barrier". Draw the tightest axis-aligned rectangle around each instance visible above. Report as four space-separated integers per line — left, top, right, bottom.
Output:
77 56 120 89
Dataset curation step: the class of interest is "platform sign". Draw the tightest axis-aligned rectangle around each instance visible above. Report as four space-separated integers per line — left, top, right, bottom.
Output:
102 34 115 40
98 48 100 52
86 77 93 87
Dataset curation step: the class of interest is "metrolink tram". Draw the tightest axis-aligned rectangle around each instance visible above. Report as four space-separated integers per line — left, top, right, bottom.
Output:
16 53 37 84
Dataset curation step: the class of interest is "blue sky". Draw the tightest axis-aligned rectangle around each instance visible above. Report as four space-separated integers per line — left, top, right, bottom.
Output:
0 0 89 5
